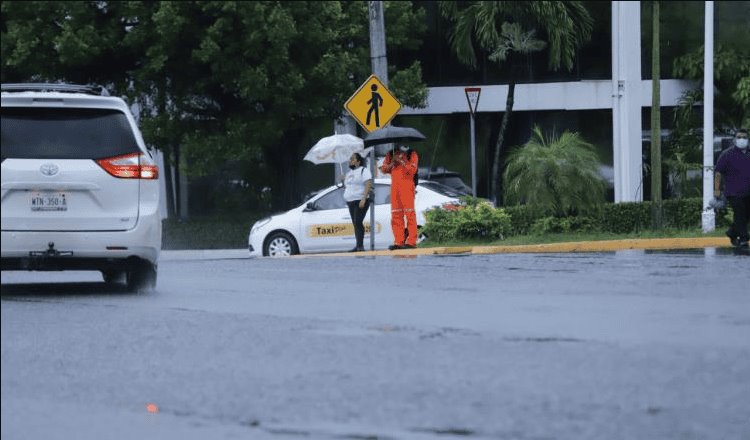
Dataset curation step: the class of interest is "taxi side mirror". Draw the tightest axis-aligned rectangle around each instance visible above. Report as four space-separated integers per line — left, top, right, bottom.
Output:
304 202 317 212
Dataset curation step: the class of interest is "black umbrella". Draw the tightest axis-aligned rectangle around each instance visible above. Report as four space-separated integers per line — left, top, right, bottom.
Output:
363 125 426 155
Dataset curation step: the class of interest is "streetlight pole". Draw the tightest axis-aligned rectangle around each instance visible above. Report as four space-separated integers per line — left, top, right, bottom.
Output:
702 1 715 232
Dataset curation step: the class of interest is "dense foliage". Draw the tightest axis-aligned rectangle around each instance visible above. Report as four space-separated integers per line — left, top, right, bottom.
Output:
424 197 730 242
422 197 512 242
503 126 606 216
1 1 428 210
664 44 750 198
438 1 593 203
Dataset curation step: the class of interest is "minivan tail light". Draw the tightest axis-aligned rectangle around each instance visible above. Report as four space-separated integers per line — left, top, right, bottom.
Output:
96 153 158 179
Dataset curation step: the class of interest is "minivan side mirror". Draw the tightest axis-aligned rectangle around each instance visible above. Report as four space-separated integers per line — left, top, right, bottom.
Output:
304 202 317 212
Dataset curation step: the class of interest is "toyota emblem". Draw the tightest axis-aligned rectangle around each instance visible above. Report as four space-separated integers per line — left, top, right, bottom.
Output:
40 163 59 176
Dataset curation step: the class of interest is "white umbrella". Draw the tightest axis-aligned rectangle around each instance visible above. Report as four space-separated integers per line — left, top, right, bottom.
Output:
304 134 365 174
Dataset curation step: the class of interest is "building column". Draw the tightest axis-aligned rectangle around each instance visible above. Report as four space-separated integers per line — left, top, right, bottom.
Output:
612 1 644 202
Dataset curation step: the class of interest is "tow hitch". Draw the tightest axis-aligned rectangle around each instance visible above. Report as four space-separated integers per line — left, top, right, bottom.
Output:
29 242 74 258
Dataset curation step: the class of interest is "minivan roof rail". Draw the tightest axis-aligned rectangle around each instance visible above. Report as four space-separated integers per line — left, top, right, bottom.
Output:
0 83 110 96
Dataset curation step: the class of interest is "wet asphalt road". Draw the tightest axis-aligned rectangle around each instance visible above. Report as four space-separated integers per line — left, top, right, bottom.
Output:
2 249 749 440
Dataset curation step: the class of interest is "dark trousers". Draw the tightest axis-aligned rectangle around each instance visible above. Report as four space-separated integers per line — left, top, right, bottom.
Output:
727 195 750 242
347 199 371 249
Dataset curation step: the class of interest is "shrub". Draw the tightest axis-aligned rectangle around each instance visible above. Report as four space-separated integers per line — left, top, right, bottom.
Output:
423 197 512 242
662 198 701 229
503 204 543 236
594 201 652 233
530 216 597 235
503 126 607 216
425 197 721 243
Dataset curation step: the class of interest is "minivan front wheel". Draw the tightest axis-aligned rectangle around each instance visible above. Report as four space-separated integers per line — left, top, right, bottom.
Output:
126 260 157 292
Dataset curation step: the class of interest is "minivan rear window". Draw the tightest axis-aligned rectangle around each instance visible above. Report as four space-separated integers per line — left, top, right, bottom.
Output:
1 107 140 160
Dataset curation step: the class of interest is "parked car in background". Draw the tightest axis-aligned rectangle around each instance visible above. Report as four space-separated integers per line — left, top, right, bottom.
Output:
1 83 161 291
248 178 460 257
418 167 472 196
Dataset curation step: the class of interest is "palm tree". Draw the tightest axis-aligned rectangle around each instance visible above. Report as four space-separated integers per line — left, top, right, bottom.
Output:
440 1 593 204
503 126 606 216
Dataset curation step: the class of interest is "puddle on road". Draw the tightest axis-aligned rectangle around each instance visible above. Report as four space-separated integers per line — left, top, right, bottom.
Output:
503 336 583 343
646 247 749 256
412 427 476 437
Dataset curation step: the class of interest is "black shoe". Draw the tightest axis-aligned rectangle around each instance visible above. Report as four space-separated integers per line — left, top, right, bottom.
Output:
739 240 749 248
726 231 740 247
356 246 366 252
348 247 359 252
388 244 403 251
402 244 416 249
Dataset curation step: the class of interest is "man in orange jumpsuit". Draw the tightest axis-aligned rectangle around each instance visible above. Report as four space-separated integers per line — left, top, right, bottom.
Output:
380 145 419 250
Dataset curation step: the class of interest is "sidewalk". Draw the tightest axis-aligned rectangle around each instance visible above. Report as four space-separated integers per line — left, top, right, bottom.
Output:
161 237 730 261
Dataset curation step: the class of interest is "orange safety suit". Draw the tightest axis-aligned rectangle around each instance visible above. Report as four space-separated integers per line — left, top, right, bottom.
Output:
380 149 419 246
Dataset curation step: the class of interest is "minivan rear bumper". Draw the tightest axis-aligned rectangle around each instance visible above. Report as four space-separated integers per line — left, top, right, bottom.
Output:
1 214 160 270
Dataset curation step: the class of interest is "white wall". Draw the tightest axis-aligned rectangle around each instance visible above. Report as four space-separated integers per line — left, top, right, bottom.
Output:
399 79 693 115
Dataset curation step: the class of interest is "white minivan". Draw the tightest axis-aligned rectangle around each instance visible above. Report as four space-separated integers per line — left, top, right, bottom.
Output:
1 83 161 291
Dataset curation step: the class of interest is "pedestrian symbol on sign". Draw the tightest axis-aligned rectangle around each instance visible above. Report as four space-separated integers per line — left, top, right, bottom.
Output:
366 84 384 127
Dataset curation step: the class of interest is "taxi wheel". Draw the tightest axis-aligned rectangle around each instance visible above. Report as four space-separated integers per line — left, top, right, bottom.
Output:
264 232 299 257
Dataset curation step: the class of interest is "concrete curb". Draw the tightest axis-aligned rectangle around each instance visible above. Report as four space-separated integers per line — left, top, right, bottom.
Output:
160 237 730 261
300 236 730 258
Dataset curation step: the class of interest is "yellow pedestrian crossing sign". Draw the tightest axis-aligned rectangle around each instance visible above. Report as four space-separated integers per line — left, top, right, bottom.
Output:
344 74 402 133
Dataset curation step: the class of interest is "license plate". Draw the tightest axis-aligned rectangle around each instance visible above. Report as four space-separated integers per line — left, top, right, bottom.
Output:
31 192 68 212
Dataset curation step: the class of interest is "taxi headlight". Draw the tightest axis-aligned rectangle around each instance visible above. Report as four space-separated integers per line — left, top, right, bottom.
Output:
250 217 272 235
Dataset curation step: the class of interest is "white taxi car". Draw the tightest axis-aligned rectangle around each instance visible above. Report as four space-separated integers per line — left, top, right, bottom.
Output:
248 179 462 256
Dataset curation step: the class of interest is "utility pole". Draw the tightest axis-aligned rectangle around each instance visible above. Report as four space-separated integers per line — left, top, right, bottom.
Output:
369 1 388 84
368 0 388 250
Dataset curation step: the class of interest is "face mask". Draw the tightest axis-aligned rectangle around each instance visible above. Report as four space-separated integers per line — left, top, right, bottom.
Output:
736 138 748 149
348 164 358 170
399 146 409 152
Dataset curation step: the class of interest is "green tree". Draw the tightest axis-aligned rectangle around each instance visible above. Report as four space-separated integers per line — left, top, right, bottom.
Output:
666 44 750 201
672 44 750 131
503 126 606 216
439 1 593 205
1 1 428 211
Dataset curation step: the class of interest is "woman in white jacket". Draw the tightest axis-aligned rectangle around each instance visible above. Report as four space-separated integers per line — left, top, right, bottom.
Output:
343 153 373 252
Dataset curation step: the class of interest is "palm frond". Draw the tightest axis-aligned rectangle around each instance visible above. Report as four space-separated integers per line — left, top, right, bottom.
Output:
503 125 606 215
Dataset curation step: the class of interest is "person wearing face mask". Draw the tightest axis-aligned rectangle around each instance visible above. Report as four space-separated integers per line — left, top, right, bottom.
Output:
714 128 750 247
380 145 419 250
343 153 373 252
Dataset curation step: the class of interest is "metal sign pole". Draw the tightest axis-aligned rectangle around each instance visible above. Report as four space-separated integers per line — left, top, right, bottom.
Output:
369 150 376 250
470 114 477 197
465 87 481 197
